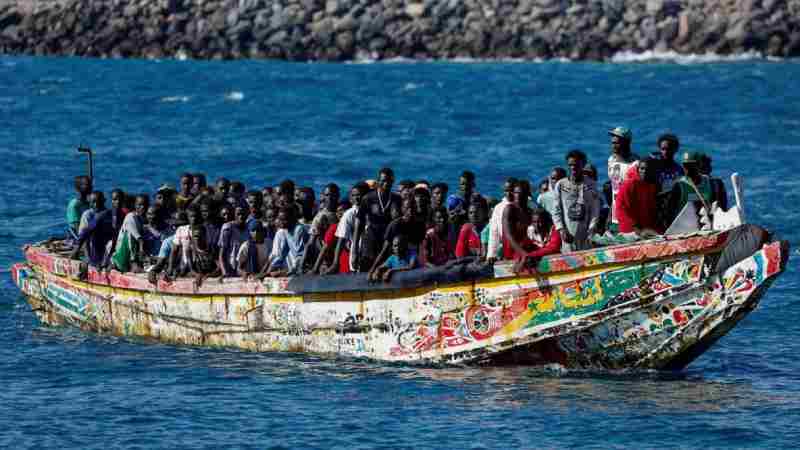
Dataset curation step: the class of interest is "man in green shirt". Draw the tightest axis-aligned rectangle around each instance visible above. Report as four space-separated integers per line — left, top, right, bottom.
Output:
66 175 92 239
668 151 713 226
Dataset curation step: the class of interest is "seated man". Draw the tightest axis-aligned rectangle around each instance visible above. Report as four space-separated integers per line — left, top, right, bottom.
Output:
517 208 562 272
70 191 116 268
370 234 418 283
66 175 92 240
455 198 489 259
110 194 150 273
420 207 455 267
218 206 248 278
263 206 309 277
171 223 220 287
615 157 663 235
238 220 272 279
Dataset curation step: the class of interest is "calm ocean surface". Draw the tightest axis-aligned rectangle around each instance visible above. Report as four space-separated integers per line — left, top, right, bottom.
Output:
1 55 798 449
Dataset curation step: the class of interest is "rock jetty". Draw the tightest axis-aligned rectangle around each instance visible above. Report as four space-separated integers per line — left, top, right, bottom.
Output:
1 0 798 61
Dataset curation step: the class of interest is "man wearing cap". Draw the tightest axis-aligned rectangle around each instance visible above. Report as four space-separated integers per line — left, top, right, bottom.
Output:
667 151 714 225
607 126 640 232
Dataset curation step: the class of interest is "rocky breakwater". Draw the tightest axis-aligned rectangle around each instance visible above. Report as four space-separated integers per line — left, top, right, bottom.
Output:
0 0 799 61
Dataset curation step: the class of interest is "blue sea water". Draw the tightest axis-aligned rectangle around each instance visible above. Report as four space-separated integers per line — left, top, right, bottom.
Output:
1 55 799 449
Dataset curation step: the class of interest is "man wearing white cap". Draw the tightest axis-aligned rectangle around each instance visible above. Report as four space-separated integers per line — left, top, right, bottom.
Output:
607 126 640 232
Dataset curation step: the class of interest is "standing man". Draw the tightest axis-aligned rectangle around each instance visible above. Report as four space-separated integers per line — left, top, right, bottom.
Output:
353 168 401 272
301 183 340 272
554 150 601 252
67 175 92 239
486 177 518 262
537 167 566 216
699 154 728 211
70 191 116 267
607 127 640 232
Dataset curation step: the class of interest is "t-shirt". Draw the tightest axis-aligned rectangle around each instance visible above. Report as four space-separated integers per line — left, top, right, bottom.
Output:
358 190 402 236
236 240 271 273
323 222 338 246
66 198 90 233
383 254 417 270
218 222 247 274
608 153 640 224
455 223 482 258
383 218 426 247
269 223 309 275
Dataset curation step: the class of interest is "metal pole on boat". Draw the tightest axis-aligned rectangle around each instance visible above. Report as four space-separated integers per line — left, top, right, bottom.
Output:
77 145 93 181
731 173 745 224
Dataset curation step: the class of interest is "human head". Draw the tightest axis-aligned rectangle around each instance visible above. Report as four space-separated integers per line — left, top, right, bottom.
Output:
111 189 125 211
565 149 588 180
89 191 106 211
583 164 599 182
263 207 277 229
460 171 476 196
503 177 518 201
199 200 214 224
658 134 680 162
230 181 246 197
186 205 204 226
609 126 632 156
638 157 661 184
468 197 489 226
350 182 368 206
377 167 395 193
190 223 208 249
74 175 92 197
277 179 295 207
179 173 193 196
538 179 549 195
531 208 553 235
134 194 149 217
246 190 263 213
431 206 449 233
398 180 415 200
431 183 448 208
400 198 415 222
276 206 296 230
233 206 247 227
413 187 431 217
392 234 408 257
699 154 713 176
192 173 207 195
550 168 566 186
682 151 703 178
219 204 233 223
298 187 315 221
215 177 230 197
512 181 531 208
146 205 159 225
321 183 340 212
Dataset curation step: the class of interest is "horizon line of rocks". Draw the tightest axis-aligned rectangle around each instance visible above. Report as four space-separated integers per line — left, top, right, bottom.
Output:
0 0 798 61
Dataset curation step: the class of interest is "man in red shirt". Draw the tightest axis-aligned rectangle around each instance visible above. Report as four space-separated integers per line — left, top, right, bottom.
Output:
615 157 663 235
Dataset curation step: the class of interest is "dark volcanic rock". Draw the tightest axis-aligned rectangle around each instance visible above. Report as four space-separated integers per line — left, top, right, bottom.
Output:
0 0 798 60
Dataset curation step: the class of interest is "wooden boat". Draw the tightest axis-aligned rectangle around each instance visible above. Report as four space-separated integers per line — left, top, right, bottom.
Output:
11 220 788 370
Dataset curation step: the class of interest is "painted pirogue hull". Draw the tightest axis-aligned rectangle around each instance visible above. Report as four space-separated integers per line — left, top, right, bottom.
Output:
11 225 789 370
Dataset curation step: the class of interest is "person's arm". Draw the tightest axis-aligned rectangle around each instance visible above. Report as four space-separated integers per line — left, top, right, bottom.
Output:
527 226 562 259
552 183 573 243
383 256 418 282
351 217 362 271
501 206 528 258
218 226 236 277
312 238 335 274
298 234 319 274
368 241 391 276
325 238 345 275
164 243 180 281
486 205 500 262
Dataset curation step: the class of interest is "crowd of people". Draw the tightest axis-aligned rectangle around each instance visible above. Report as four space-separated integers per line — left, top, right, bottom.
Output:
65 127 728 286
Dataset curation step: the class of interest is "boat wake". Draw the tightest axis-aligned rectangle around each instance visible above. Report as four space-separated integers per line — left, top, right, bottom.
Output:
610 50 773 64
160 95 191 103
225 91 245 101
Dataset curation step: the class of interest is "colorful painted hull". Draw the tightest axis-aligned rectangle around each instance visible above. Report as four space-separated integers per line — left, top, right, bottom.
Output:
11 225 789 370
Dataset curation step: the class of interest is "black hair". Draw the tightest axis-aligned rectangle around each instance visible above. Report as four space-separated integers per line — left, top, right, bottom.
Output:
378 167 394 179
565 149 588 164
74 175 92 191
461 171 476 183
193 173 207 185
413 187 431 198
325 183 340 193
216 177 229 185
431 206 449 223
552 167 567 178
505 177 519 185
279 179 295 194
531 207 553 228
431 182 449 192
398 179 415 189
230 181 246 194
246 190 263 200
180 172 193 181
657 133 680 149
353 181 369 194
135 193 150 205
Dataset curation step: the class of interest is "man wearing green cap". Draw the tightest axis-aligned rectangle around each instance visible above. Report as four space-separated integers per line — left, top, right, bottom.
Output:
607 127 640 231
667 151 714 225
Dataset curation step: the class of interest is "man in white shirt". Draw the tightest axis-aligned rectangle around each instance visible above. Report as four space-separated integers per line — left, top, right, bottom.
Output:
486 177 518 262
